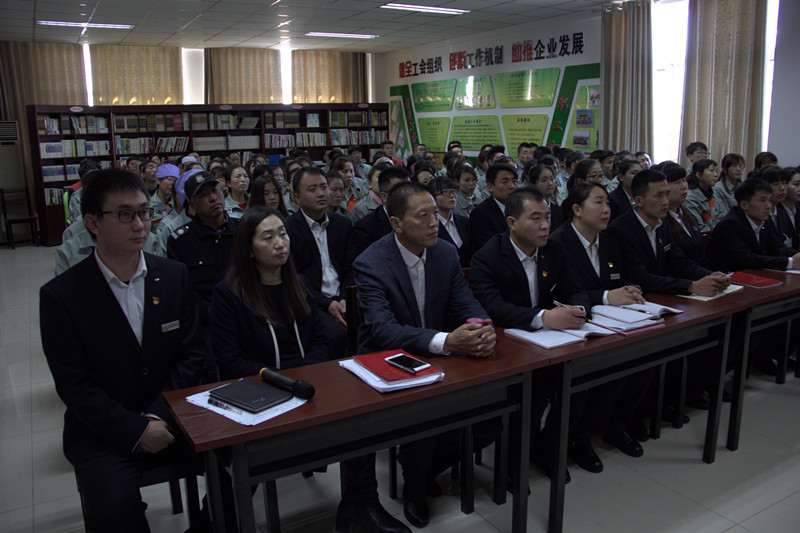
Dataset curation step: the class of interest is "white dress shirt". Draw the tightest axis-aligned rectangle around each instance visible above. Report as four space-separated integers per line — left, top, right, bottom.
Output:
668 209 692 236
95 250 147 345
571 224 611 305
509 237 546 329
302 210 340 299
394 235 448 353
437 212 463 249
634 208 662 257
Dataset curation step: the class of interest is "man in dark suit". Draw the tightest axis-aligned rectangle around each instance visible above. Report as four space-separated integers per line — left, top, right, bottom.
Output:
707 178 800 272
606 170 729 296
470 187 599 479
429 176 471 267
354 166 410 256
39 169 207 532
354 181 496 528
607 169 730 413
469 162 518 254
285 166 356 358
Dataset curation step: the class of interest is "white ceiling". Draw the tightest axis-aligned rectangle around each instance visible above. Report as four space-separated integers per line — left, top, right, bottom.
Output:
0 0 608 53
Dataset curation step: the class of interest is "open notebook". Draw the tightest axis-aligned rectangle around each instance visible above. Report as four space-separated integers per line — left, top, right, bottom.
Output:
506 322 614 349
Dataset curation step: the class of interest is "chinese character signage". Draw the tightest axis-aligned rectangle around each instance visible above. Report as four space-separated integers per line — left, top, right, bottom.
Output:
411 80 457 112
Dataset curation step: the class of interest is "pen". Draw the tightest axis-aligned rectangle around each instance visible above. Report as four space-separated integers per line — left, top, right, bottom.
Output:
208 397 243 415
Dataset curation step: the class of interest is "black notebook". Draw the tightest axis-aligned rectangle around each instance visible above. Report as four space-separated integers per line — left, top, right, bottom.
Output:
209 379 292 413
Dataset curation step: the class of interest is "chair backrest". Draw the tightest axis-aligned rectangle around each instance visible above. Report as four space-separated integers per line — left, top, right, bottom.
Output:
345 284 359 356
0 187 34 220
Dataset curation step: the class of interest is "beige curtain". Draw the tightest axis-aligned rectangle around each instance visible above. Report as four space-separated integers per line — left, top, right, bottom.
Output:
292 50 365 103
0 42 87 203
600 0 654 154
205 48 282 104
90 45 182 106
679 0 766 167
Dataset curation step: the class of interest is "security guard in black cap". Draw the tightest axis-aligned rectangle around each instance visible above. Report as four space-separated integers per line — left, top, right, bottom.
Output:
167 170 238 326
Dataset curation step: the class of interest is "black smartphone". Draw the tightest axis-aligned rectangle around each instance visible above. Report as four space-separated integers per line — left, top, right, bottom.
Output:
385 354 431 375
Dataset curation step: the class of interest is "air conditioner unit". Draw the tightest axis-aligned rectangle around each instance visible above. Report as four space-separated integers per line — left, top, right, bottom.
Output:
0 121 25 189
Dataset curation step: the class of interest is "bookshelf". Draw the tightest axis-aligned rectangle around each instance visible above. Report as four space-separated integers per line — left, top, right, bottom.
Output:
28 103 388 246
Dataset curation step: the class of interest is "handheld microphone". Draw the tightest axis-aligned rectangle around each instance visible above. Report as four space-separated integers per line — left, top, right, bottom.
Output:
259 367 316 400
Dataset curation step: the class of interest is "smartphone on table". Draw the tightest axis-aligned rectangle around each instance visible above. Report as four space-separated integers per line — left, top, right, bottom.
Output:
385 353 431 375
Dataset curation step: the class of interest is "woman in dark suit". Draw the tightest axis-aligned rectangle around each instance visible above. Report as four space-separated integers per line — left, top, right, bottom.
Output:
210 205 328 379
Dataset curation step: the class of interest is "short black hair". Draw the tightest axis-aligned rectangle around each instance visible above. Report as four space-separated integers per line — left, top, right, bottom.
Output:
386 181 430 219
590 149 614 162
661 162 688 183
735 178 773 203
380 139 393 148
486 162 518 185
685 141 708 156
517 142 534 154
378 166 411 192
291 165 325 193
447 140 462 151
347 145 363 155
427 176 457 196
505 187 546 219
81 168 149 217
487 145 506 163
631 169 668 199
759 165 784 184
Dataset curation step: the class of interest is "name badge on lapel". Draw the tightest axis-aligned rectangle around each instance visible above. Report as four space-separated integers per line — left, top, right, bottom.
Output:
610 273 621 280
161 320 180 333
663 243 672 252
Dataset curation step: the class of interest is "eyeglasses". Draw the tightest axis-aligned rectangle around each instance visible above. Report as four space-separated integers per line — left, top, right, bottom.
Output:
436 189 457 197
97 207 155 223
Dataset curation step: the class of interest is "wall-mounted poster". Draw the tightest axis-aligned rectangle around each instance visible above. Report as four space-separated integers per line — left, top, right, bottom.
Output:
494 68 560 108
450 115 503 150
455 75 496 110
417 117 452 152
501 114 549 148
411 79 457 112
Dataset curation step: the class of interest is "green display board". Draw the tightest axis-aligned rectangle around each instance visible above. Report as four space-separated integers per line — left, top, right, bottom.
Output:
494 68 560 108
501 114 549 148
417 117 451 152
565 84 600 151
546 63 600 147
411 80 457 112
455 75 496 110
450 116 503 151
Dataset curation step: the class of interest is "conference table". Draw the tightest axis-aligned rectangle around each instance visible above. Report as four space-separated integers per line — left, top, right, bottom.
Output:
165 330 548 533
165 270 800 533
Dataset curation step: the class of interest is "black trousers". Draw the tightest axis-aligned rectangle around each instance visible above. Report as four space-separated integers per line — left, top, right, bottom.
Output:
72 436 203 533
320 310 348 359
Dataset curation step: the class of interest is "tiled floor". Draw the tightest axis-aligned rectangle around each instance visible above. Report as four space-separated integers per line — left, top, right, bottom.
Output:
2 244 799 532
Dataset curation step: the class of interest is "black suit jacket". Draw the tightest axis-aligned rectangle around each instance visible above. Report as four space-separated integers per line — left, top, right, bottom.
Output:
470 232 591 329
286 210 356 308
665 210 707 268
469 196 508 255
550 225 630 306
608 186 633 222
606 207 710 294
776 204 800 251
39 253 203 463
354 206 393 257
438 213 472 267
706 206 796 271
549 201 565 233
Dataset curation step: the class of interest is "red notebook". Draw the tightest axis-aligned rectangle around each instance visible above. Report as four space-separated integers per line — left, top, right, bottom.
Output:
353 350 440 382
730 272 783 288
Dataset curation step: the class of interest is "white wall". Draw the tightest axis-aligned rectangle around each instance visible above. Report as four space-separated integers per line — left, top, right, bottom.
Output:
767 0 800 164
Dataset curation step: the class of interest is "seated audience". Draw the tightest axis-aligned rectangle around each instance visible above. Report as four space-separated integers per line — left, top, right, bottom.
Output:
684 159 725 232
428 176 470 266
469 162 519 254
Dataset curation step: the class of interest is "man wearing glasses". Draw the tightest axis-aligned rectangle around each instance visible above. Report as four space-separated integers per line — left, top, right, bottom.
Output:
429 176 471 267
40 169 208 531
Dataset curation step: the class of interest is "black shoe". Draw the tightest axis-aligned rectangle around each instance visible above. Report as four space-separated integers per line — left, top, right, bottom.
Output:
505 475 532 495
603 430 644 458
686 391 710 410
403 500 429 528
530 451 571 483
568 438 603 473
335 501 411 533
662 405 690 424
757 359 780 376
627 420 650 443
427 476 442 498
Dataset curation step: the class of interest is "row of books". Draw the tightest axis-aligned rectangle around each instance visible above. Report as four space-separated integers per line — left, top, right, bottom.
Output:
191 113 260 131
330 128 384 146
115 136 155 155
114 113 191 132
264 111 302 129
330 110 388 127
44 187 66 205
40 139 111 159
36 115 110 135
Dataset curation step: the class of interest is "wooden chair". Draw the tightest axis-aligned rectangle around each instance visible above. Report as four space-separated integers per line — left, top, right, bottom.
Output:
76 465 201 532
1 187 39 248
